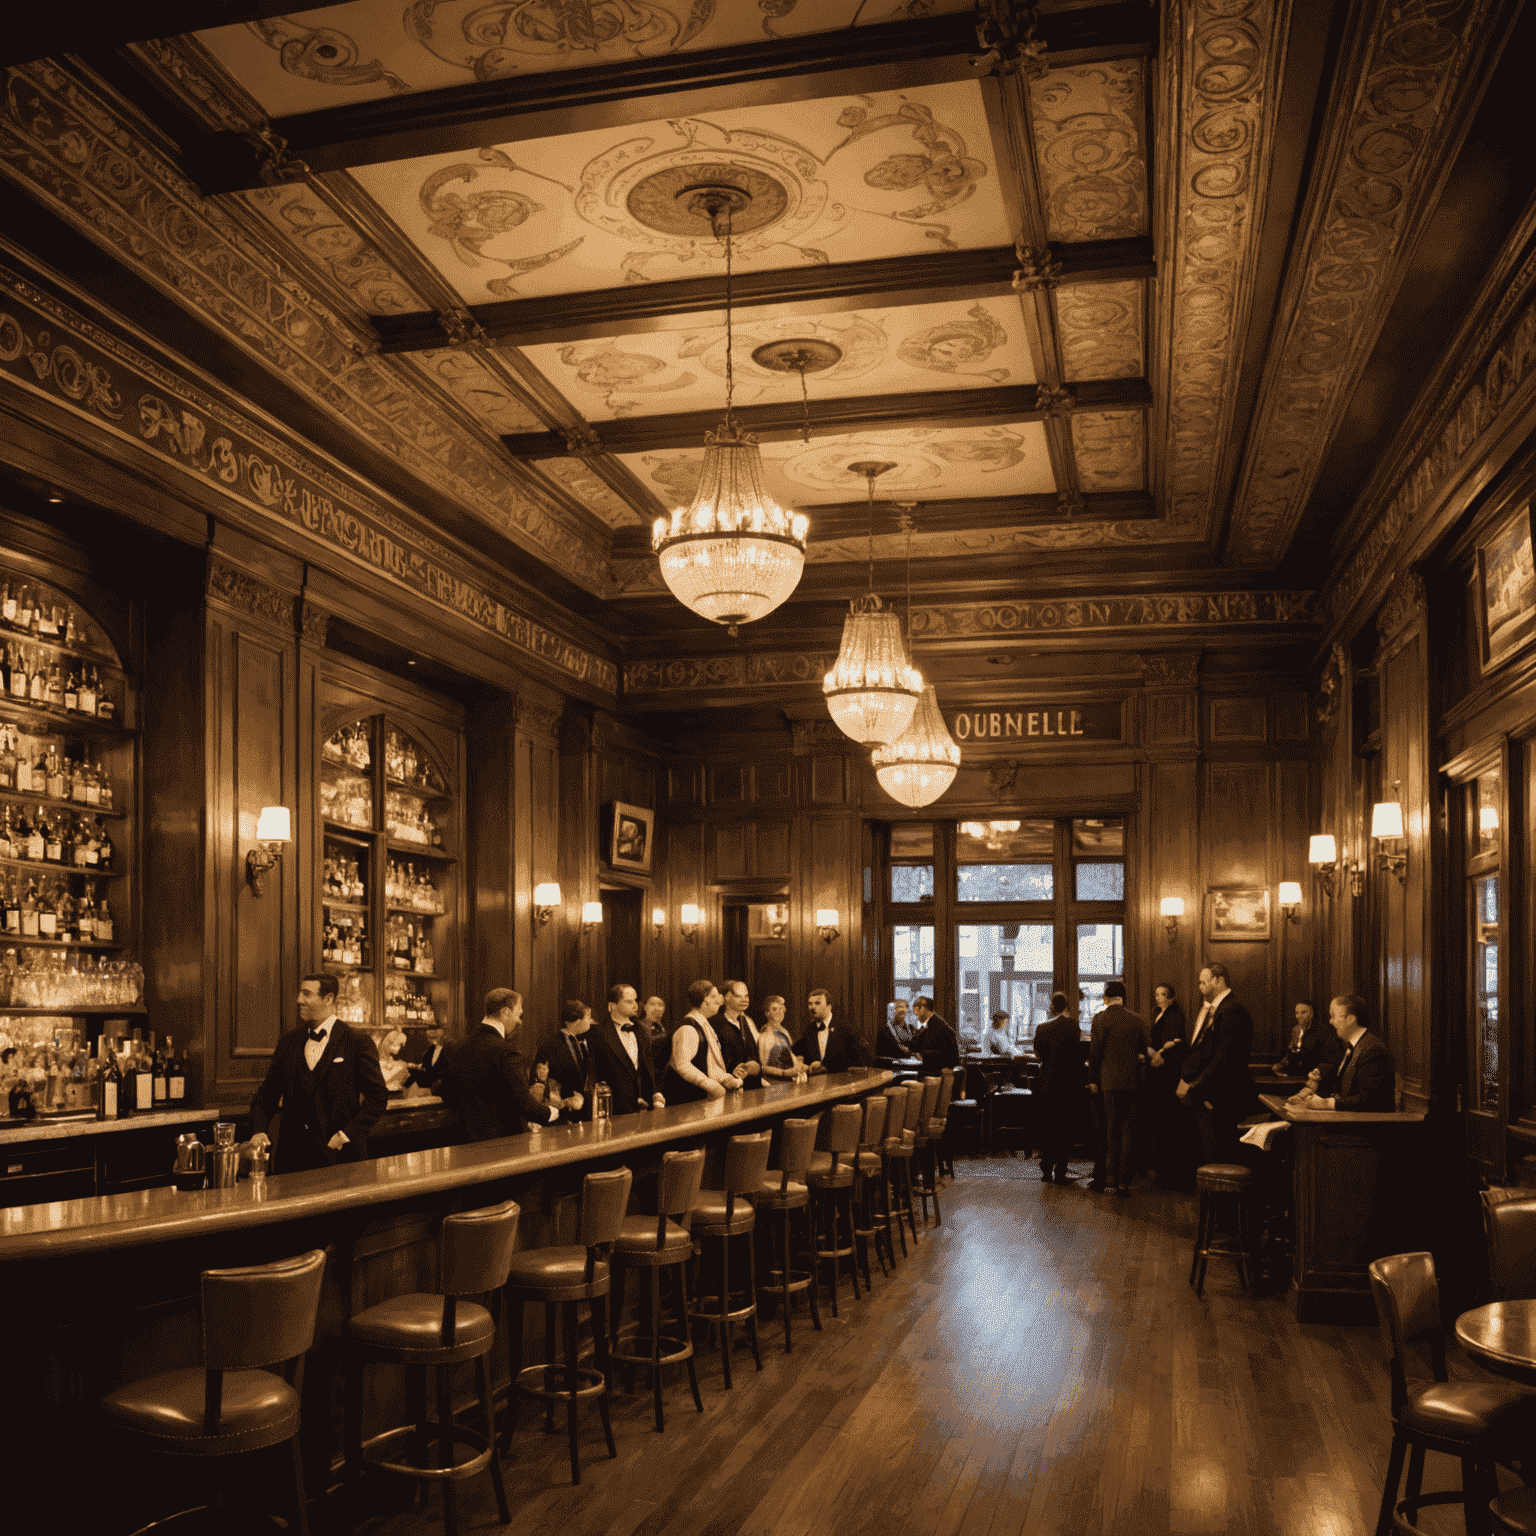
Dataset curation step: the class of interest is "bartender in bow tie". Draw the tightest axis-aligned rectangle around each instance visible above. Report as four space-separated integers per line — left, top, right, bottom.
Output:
589 982 664 1116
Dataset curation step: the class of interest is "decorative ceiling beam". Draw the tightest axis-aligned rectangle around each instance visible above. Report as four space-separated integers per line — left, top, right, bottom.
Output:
185 5 1159 192
374 238 1154 353
501 379 1148 459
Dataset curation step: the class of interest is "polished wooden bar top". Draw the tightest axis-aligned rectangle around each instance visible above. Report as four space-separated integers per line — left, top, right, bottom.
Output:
0 1070 890 1262
0 1106 223 1145
1256 1092 1427 1125
1456 1301 1536 1385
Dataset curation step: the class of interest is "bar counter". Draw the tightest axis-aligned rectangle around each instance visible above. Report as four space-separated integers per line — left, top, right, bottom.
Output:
0 1069 892 1262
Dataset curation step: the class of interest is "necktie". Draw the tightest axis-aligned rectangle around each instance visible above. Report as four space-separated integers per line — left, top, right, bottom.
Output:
308 1028 326 1043
620 1024 635 1033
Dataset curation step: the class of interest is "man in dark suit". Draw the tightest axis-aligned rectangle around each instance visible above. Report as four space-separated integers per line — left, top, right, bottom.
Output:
1034 991 1087 1184
716 979 765 1090
1276 1000 1345 1082
1297 995 1397 1113
1088 982 1151 1196
408 1021 453 1093
551 1000 596 1122
795 988 869 1074
1147 983 1192 1186
249 973 388 1174
1177 961 1256 1162
588 982 663 1117
909 996 960 1072
440 988 560 1142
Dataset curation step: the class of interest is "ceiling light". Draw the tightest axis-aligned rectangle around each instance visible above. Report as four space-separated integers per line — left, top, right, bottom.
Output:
651 184 812 635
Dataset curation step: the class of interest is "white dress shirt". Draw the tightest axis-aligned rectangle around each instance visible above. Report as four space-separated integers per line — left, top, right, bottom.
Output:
816 1021 830 1058
672 1012 732 1090
304 1015 338 1072
618 1021 640 1070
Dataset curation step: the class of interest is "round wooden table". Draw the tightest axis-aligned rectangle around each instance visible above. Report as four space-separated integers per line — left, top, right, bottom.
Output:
1456 1300 1536 1387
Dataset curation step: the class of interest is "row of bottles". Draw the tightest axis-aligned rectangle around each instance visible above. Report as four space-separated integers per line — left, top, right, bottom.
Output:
384 727 442 790
384 974 437 1027
323 721 371 770
3 645 115 719
323 853 366 902
1 951 140 1009
385 914 434 974
0 808 115 869
385 858 443 913
0 730 115 805
384 790 442 847
321 771 372 830
322 908 367 967
1 880 115 942
1 1027 179 1121
333 972 371 1026
0 583 101 653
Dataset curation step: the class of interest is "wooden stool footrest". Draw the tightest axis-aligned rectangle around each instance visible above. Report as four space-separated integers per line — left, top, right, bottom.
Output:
363 1421 495 1482
610 1330 694 1370
513 1362 607 1404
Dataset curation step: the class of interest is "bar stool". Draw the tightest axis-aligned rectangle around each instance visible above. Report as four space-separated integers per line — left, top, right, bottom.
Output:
1190 1163 1254 1298
1369 1252 1536 1536
944 1067 981 1167
1492 1489 1536 1533
882 1083 920 1257
807 1102 864 1314
927 1068 956 1184
688 1132 771 1389
102 1248 327 1536
912 1076 944 1228
344 1201 519 1536
608 1148 706 1432
756 1116 823 1352
501 1167 631 1485
851 1094 894 1285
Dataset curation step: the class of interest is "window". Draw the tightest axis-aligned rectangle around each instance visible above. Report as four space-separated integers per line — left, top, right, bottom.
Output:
891 822 935 904
956 818 1054 902
893 923 934 1005
957 923 1054 1045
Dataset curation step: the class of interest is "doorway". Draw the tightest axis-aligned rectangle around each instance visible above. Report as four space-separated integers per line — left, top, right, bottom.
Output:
722 900 791 1011
600 886 642 996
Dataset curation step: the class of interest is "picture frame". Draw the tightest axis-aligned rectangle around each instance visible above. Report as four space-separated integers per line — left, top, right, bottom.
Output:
605 801 654 874
1476 501 1536 672
1206 887 1271 943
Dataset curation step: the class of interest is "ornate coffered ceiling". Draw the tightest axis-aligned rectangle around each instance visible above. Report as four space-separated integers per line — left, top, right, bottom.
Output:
0 0 1527 668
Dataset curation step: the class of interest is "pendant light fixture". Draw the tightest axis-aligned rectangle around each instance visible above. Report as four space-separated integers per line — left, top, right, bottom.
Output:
651 183 812 635
822 461 923 744
873 512 961 806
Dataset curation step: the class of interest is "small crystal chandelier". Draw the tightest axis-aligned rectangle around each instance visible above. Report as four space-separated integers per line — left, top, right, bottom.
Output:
823 461 923 744
872 512 960 806
652 184 810 635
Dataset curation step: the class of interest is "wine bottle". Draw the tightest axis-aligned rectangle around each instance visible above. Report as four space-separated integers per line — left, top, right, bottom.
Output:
95 670 114 721
132 1041 153 1113
97 820 113 870
95 898 113 942
0 728 13 791
166 1038 185 1102
152 1043 168 1105
44 814 62 864
99 1040 121 1120
36 883 56 939
77 667 95 717
63 667 78 713
28 651 45 703
19 880 38 938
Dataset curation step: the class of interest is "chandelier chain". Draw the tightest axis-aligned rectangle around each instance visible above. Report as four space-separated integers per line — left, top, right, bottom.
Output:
867 471 875 595
712 203 736 424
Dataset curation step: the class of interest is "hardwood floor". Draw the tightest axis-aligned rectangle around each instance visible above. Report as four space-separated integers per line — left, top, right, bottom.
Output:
359 1160 1482 1536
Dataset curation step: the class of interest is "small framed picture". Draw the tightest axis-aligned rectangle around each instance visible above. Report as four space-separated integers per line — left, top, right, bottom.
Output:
1206 887 1271 943
606 801 654 874
1476 502 1536 672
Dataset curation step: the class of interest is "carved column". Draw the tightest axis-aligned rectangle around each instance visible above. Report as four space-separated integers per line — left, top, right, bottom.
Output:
1141 653 1202 993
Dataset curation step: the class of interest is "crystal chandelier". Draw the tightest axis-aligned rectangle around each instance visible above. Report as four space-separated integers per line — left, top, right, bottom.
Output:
651 184 809 635
822 461 923 744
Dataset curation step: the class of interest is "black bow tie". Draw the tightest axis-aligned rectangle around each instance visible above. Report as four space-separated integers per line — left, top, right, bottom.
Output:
620 1023 636 1032
307 1028 327 1043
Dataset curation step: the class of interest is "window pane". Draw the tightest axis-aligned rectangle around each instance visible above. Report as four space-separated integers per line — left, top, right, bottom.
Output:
1075 862 1125 900
1073 818 1124 856
957 924 1054 1048
892 823 934 860
1475 874 1499 1108
956 819 1054 860
893 924 935 1006
958 863 1053 902
1076 923 1124 1029
1477 774 1501 855
891 865 934 903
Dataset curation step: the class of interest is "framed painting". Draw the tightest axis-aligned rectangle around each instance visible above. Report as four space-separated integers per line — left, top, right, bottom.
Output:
606 801 654 874
1477 502 1536 672
1206 887 1271 943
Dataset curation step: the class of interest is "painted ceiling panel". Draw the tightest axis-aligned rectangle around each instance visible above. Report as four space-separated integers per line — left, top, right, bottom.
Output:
1056 280 1143 381
349 81 1010 304
1028 60 1148 242
535 456 647 527
519 296 1034 420
620 420 1057 511
194 0 973 117
1072 410 1144 493
400 350 545 433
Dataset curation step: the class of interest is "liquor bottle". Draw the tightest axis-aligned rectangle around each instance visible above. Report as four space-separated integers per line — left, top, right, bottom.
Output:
17 586 33 633
24 812 44 862
95 670 114 722
45 660 62 708
166 1038 185 1102
84 760 101 807
99 1040 122 1120
68 1043 88 1111
8 644 25 701
97 820 113 870
0 582 13 626
152 1043 168 1105
57 889 77 943
76 888 94 940
81 816 99 869
63 608 79 648
29 650 45 703
43 813 62 864
0 811 12 861
95 897 113 942
63 667 78 713
19 879 38 937
77 667 95 717
35 883 56 938
132 1039 153 1113
2 878 17 934
38 602 58 640
45 746 64 800
0 728 12 791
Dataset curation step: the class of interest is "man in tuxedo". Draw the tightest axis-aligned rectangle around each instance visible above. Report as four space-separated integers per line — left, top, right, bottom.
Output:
440 988 560 1142
409 1021 453 1093
1034 991 1087 1184
795 988 869 1074
249 973 388 1174
716 980 764 1090
1296 995 1397 1113
909 996 960 1072
588 983 664 1117
1177 962 1256 1162
551 1000 595 1122
1276 1000 1345 1081
640 994 669 1073
1087 982 1151 1196
661 979 743 1103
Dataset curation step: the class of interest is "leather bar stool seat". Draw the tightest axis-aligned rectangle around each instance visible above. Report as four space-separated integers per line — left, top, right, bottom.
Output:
103 1247 327 1536
1197 1162 1252 1193
1492 1487 1536 1534
692 1187 763 1234
1190 1163 1255 1298
881 1084 920 1258
807 1103 864 1314
805 1150 855 1187
852 1095 895 1285
615 1214 693 1262
758 1173 809 1202
688 1133 772 1389
345 1200 520 1536
757 1117 822 1353
504 1248 610 1297
913 1076 944 1227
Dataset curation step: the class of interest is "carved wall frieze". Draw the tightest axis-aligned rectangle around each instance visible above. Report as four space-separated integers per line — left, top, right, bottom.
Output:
1140 654 1201 689
1072 411 1144 493
1227 0 1506 566
909 591 1313 639
988 760 1024 800
0 266 618 695
299 601 330 647
207 558 294 630
625 653 833 694
513 698 563 741
1376 570 1426 653
971 1 1051 81
1055 280 1143 382
1316 641 1347 726
1012 243 1063 293
790 719 853 756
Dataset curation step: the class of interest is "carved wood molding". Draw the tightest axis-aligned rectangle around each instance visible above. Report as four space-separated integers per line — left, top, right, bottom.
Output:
626 653 834 695
1140 654 1201 689
206 557 294 631
1227 0 1517 566
790 719 854 756
513 698 562 742
298 600 329 648
1376 571 1426 653
908 591 1313 639
1316 642 1348 727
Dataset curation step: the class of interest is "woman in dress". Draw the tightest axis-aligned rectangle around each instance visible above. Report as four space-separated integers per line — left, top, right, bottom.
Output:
757 995 806 1080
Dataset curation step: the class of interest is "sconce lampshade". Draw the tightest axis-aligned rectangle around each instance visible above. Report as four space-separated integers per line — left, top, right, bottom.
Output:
652 906 666 927
679 903 701 927
1370 801 1404 840
815 909 839 928
1159 897 1184 919
1278 881 1303 907
581 901 603 925
256 806 291 843
1308 834 1337 865
1481 806 1500 833
533 882 561 908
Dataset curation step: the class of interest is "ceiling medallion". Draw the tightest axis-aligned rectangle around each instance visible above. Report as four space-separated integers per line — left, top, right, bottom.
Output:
752 336 842 443
627 164 789 237
823 461 923 746
651 183 809 636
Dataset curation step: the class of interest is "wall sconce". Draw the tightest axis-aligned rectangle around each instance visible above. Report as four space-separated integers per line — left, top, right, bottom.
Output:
1159 896 1183 941
1371 789 1408 884
679 903 700 943
1278 881 1302 922
1308 834 1338 898
652 906 666 939
533 882 561 925
246 806 290 896
815 908 840 944
767 902 788 939
581 901 603 935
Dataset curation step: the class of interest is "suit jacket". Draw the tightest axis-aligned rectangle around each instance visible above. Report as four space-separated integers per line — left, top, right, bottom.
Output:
409 1040 453 1092
1332 1029 1397 1112
1033 1013 1087 1098
439 1024 550 1142
552 1031 597 1121
794 1018 869 1074
1089 1004 1151 1092
1149 1001 1188 1074
912 1015 960 1071
250 1018 388 1174
717 1012 766 1089
1283 1018 1345 1080
875 1021 914 1061
587 1015 657 1116
1180 992 1255 1113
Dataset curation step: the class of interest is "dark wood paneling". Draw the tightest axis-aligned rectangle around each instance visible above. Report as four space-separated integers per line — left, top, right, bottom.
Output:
1148 691 1198 747
713 824 751 881
758 821 792 878
708 763 750 804
1209 697 1269 744
1275 692 1311 740
810 756 848 804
